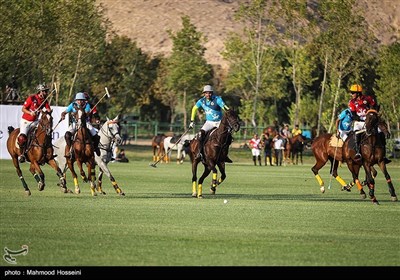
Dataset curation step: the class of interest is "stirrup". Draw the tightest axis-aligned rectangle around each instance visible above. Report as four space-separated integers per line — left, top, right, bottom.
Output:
225 156 233 163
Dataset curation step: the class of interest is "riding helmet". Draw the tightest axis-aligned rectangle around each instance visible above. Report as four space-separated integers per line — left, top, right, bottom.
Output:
75 92 86 100
350 84 362 93
202 85 214 93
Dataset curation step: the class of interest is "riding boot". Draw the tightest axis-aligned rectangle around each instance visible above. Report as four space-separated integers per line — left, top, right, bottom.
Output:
93 134 101 156
354 132 362 161
224 134 233 163
195 130 205 160
258 155 262 166
17 134 27 163
64 132 72 158
379 132 392 164
253 156 256 166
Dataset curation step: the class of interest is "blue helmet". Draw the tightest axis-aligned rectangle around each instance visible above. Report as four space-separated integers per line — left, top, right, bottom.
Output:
75 92 86 100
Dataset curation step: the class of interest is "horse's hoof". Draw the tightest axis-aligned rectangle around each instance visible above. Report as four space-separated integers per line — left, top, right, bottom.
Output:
210 187 216 194
97 188 106 195
341 185 351 192
116 188 125 196
360 193 366 199
192 192 197 198
119 192 125 196
91 189 97 196
320 186 325 193
25 190 31 196
75 187 81 194
38 182 45 191
390 196 398 202
197 195 203 199
372 198 379 205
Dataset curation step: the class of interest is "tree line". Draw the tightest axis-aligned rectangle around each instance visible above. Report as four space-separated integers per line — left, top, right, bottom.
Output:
1 0 399 136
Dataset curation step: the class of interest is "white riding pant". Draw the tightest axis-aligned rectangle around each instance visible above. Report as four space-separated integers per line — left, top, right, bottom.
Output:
19 119 38 136
201 120 221 132
338 129 350 141
353 121 381 133
68 122 98 136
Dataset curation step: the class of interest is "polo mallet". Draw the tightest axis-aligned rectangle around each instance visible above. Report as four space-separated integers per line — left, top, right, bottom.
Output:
149 127 191 168
90 87 111 114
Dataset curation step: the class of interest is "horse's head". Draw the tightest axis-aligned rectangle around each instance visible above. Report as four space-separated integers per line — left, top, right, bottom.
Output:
38 110 53 136
365 109 379 135
104 116 122 145
223 109 241 132
74 107 87 128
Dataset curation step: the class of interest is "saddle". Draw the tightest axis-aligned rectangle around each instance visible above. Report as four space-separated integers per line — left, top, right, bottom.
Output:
329 135 344 148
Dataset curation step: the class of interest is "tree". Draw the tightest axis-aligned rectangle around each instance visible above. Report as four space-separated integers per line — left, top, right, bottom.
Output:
312 0 377 134
375 42 400 137
223 0 286 129
163 15 212 127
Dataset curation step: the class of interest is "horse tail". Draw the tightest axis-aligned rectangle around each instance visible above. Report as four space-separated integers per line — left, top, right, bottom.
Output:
8 126 14 134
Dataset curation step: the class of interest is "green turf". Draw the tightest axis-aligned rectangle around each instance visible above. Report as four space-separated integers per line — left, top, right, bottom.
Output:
1 147 399 267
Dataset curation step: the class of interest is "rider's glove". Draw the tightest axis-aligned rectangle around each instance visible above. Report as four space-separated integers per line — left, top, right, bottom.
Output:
189 121 194 129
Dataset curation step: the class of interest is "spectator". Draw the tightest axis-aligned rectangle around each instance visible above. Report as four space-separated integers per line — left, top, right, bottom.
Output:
249 133 262 166
115 148 129 163
273 135 284 166
261 132 273 166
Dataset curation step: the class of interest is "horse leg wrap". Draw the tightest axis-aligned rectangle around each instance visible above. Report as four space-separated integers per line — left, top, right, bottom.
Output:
315 174 324 187
33 173 41 183
335 176 347 187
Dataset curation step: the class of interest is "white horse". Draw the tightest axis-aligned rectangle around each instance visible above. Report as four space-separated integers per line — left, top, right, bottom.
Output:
163 134 195 164
54 116 125 195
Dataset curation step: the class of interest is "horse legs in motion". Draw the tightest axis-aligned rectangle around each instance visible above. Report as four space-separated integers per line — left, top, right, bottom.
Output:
95 160 125 196
311 134 350 193
189 139 226 198
7 119 69 196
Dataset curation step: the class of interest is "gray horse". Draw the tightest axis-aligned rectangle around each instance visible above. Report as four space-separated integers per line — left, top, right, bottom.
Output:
54 116 125 195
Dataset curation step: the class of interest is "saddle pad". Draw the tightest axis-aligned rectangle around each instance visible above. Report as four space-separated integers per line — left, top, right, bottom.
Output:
329 135 344 147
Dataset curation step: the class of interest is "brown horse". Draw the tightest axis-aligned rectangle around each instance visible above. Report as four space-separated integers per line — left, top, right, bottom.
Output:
342 109 397 204
7 111 69 195
66 107 97 196
151 134 166 162
311 133 350 193
188 109 241 198
286 134 307 165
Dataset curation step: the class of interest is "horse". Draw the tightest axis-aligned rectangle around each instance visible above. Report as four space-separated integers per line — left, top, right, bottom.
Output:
151 134 166 162
163 134 195 164
65 107 97 196
6 110 69 196
188 109 241 198
54 116 125 196
283 134 307 165
311 133 350 193
290 134 308 165
342 109 397 204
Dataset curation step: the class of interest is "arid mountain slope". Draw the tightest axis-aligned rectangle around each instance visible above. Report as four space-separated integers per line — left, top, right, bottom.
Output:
98 0 399 69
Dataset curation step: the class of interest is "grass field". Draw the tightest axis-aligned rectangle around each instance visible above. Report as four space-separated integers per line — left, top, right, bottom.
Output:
1 145 399 268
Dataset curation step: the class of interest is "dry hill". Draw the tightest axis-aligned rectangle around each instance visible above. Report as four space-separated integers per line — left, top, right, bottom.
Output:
98 0 399 69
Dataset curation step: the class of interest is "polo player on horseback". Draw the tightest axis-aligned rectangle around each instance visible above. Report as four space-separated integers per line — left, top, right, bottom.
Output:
17 84 52 163
60 92 101 158
189 85 233 163
348 84 391 164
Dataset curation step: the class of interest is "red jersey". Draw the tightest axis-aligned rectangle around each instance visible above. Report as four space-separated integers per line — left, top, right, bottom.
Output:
249 138 261 149
22 94 50 121
348 95 376 121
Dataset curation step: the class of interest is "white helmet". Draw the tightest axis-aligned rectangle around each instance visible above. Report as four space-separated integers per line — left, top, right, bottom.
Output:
202 85 214 93
36 84 49 92
75 92 86 100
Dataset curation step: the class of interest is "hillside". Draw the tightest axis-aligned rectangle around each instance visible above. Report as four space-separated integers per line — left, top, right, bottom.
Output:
97 0 399 69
